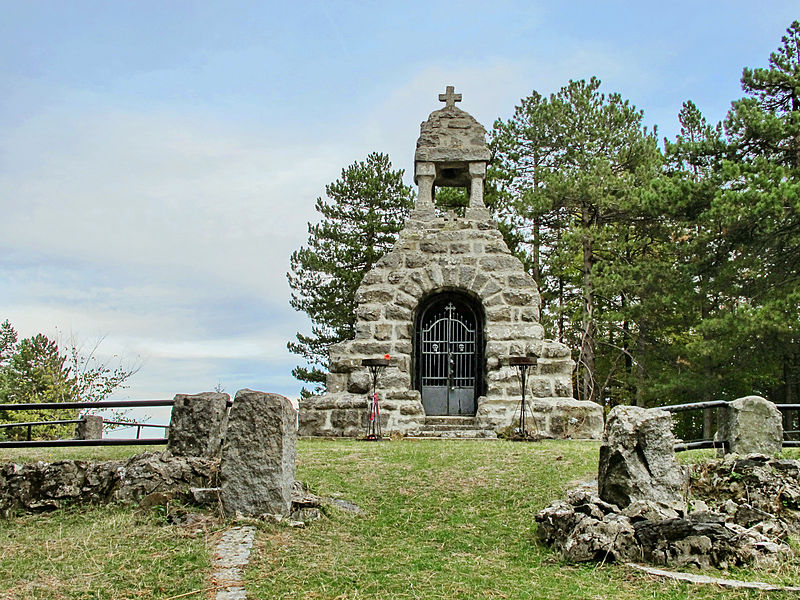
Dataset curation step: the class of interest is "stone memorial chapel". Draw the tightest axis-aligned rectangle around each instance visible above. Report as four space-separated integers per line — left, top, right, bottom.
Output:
299 87 603 439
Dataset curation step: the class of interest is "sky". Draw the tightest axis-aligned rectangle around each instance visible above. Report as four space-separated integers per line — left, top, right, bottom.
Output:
2 1 799 428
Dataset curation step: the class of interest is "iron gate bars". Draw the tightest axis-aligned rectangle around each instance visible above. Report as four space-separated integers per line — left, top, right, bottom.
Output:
419 300 478 415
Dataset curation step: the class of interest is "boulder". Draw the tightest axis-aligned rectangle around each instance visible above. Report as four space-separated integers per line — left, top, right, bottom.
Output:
598 406 687 513
167 392 229 458
715 396 783 456
219 389 297 517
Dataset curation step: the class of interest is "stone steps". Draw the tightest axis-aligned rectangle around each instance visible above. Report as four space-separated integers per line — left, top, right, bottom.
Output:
407 416 498 439
422 416 476 427
409 429 498 439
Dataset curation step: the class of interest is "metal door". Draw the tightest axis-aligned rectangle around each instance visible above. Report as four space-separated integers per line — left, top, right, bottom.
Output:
419 300 477 415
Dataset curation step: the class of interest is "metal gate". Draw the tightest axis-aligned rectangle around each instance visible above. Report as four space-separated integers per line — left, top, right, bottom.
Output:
418 299 479 416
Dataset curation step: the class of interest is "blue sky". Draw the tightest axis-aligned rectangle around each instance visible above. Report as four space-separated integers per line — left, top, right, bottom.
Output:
2 1 798 423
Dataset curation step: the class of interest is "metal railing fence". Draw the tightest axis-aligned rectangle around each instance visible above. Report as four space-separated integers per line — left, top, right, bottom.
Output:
655 401 800 452
0 399 175 448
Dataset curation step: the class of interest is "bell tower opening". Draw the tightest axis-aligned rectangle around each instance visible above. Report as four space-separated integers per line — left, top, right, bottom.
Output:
414 291 485 416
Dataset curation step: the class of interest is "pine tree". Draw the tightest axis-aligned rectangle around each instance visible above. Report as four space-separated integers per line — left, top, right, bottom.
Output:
645 21 800 435
287 152 414 396
0 319 18 366
0 331 78 440
491 78 662 406
716 21 800 413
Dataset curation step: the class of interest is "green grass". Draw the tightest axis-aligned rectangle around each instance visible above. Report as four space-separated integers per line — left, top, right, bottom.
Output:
246 439 800 600
0 445 217 600
0 503 215 600
2 440 799 599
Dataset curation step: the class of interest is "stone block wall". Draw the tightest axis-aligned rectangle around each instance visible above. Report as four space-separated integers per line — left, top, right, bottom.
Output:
300 206 602 438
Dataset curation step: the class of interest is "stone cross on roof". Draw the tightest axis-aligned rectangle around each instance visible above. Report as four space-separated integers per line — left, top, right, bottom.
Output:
438 85 462 108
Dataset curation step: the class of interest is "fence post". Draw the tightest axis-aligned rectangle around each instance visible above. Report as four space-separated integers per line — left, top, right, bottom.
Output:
166 392 229 458
75 415 104 440
715 396 782 456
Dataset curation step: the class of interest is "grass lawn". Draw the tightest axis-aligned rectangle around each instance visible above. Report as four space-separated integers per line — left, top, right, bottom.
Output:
2 441 799 599
0 445 217 600
247 439 800 600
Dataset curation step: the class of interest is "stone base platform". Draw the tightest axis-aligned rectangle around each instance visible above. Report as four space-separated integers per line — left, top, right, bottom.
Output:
298 393 603 440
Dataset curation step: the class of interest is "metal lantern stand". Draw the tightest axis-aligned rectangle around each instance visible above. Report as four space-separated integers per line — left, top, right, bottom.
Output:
361 357 390 441
509 356 538 440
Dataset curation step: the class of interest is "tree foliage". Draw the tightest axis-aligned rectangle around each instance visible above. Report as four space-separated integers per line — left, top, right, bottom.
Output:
643 21 800 416
486 21 800 420
491 78 662 406
0 320 139 440
287 152 414 396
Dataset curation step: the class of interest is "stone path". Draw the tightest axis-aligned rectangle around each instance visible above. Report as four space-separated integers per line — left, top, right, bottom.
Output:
211 525 256 600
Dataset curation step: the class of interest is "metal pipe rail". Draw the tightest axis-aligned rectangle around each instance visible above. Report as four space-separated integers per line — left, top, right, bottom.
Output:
0 399 182 447
101 421 169 428
673 440 728 452
655 400 800 452
0 399 175 411
658 400 728 413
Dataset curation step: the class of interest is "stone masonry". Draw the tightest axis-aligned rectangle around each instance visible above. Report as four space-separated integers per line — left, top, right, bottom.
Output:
299 87 603 438
220 389 297 517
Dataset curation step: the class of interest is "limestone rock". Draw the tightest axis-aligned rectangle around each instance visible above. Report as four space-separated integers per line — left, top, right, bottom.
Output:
220 389 297 517
536 477 792 569
0 452 217 516
689 455 800 532
598 406 687 513
715 396 783 456
75 415 103 440
167 392 230 458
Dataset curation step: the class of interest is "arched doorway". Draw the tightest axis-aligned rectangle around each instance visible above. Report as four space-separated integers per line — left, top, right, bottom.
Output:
415 292 484 416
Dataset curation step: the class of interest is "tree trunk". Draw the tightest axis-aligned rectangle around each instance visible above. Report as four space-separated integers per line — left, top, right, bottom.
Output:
785 353 796 438
701 281 715 440
580 205 596 404
532 215 541 283
635 320 647 407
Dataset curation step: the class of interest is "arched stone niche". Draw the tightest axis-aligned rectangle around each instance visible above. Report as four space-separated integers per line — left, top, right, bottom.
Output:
414 288 486 416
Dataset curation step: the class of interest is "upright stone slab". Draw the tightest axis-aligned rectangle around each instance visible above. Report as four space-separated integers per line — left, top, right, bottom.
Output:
75 415 103 440
715 395 783 456
598 405 687 513
300 86 603 439
220 389 297 517
167 392 229 458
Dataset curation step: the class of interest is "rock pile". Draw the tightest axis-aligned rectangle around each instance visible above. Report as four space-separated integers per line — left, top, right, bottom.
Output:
690 454 800 533
536 405 798 569
536 479 792 568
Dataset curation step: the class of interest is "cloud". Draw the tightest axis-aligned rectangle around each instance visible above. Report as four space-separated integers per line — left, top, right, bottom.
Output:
0 39 696 403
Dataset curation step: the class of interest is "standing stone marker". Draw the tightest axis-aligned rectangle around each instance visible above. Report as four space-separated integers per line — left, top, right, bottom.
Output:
220 389 297 517
75 415 103 440
167 392 230 458
598 405 687 513
715 395 783 456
